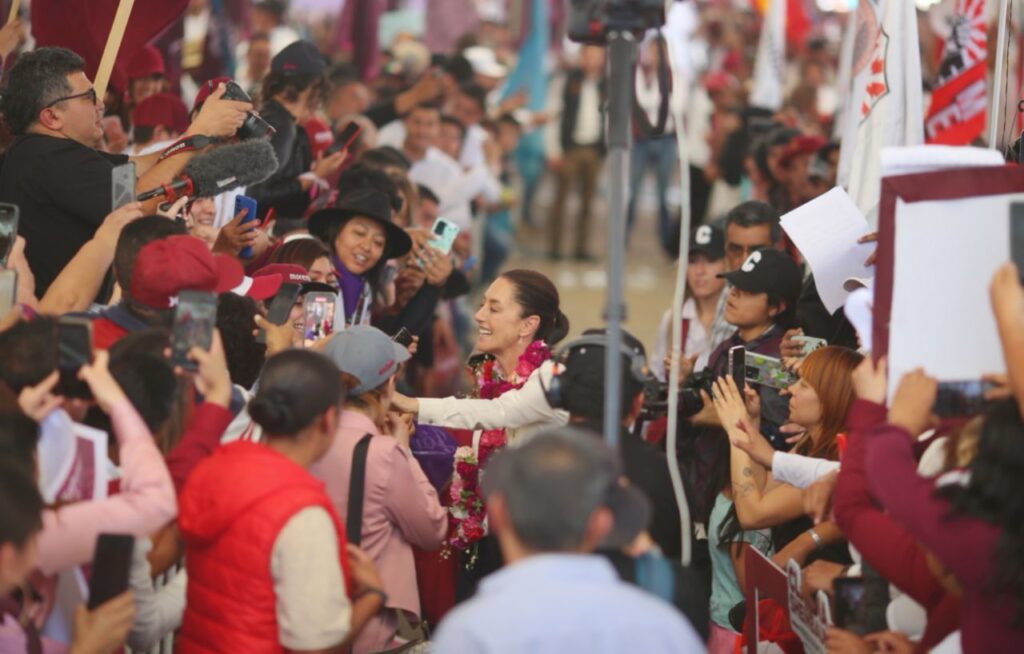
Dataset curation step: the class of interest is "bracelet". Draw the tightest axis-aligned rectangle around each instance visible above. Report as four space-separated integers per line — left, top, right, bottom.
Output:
356 587 388 608
807 528 823 550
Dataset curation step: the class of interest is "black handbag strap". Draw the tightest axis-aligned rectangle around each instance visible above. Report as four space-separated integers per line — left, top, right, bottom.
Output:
346 434 373 547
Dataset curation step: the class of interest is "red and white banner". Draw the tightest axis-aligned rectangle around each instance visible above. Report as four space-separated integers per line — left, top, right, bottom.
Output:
925 0 988 145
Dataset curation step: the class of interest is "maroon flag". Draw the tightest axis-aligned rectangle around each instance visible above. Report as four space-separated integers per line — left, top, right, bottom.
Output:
924 0 987 145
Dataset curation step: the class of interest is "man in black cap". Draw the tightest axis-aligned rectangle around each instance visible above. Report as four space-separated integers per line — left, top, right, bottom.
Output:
248 41 347 233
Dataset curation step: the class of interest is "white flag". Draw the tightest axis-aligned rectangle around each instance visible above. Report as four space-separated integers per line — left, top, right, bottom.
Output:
837 0 924 227
750 0 786 110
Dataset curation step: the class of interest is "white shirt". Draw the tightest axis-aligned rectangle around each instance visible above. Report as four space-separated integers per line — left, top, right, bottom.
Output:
573 78 602 146
408 147 468 220
417 360 569 446
443 162 502 230
634 67 683 135
651 291 732 382
770 452 840 490
459 123 488 169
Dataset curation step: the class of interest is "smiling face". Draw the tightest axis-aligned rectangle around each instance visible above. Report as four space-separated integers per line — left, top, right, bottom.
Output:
333 217 386 276
404 106 441 157
687 254 726 301
473 277 537 357
786 376 823 430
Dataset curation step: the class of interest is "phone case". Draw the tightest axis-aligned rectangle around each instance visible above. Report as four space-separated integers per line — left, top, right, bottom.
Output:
744 352 798 390
111 163 136 211
427 219 460 255
87 534 135 609
0 203 18 267
170 291 217 370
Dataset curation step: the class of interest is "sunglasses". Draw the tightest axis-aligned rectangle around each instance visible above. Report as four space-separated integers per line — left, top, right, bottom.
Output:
43 87 98 110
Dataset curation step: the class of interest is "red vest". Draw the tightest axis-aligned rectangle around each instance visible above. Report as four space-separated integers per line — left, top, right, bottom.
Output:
176 441 351 654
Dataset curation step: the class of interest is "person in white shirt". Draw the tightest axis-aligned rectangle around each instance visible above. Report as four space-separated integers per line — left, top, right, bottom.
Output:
399 103 466 223
545 46 606 261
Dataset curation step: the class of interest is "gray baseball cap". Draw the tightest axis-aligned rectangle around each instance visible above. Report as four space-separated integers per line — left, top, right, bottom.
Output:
322 325 411 394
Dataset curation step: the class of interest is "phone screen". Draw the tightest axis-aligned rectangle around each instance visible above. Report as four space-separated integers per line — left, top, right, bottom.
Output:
0 203 19 267
832 577 866 630
111 162 137 211
933 380 992 418
57 318 93 399
392 327 413 348
0 270 15 316
303 292 337 347
729 346 746 392
1011 203 1024 281
87 534 135 610
170 290 218 370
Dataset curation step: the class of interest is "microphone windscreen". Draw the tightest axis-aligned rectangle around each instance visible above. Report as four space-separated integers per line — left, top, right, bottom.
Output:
183 140 279 198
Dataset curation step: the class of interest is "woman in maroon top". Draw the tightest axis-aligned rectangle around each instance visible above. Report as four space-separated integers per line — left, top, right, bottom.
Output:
865 369 1024 652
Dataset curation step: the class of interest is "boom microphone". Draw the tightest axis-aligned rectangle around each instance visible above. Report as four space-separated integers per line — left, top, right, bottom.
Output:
136 140 279 202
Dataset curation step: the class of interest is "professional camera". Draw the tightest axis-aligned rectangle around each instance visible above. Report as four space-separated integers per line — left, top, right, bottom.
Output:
566 0 665 45
642 369 715 419
221 80 275 141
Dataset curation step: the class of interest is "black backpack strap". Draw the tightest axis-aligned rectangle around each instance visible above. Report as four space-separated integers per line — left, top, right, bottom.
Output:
346 434 373 547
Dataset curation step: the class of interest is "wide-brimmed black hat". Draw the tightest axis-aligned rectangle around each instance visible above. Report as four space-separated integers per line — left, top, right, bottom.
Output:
308 188 413 261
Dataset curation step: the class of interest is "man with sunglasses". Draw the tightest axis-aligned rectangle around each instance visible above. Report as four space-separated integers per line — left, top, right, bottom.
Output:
0 47 251 300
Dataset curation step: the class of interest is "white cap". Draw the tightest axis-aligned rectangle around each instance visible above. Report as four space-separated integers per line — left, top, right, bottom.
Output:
463 46 507 78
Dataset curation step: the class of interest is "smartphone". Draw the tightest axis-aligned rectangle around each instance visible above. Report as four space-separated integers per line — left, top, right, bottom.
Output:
233 195 259 259
793 335 827 357
391 327 413 348
832 577 866 630
170 290 218 371
1011 202 1024 282
427 218 460 255
0 202 18 267
111 162 137 212
325 121 363 156
744 352 798 390
728 345 746 392
86 534 135 610
303 292 337 347
56 317 93 399
257 282 302 344
0 269 15 316
933 380 994 418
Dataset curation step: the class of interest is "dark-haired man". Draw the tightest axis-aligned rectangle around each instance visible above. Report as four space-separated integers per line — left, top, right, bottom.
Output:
0 47 250 298
723 200 780 272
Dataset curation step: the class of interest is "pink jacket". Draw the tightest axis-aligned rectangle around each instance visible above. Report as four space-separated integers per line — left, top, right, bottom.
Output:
36 399 177 575
310 411 446 646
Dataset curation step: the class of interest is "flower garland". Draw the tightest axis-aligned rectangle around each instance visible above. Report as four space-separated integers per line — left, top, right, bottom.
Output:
447 340 551 566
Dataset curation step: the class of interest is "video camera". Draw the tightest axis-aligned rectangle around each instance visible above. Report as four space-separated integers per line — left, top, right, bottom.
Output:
566 0 666 45
641 369 715 419
220 81 275 141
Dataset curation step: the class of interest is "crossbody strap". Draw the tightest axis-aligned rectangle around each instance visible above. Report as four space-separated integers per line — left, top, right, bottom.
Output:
346 434 373 546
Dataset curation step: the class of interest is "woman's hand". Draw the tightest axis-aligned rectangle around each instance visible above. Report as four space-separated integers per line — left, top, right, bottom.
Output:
803 471 838 525
18 371 63 422
312 149 348 181
346 544 385 596
187 330 232 408
255 314 295 357
419 247 453 287
780 328 805 359
385 411 414 448
70 591 135 654
213 208 259 256
391 392 420 416
729 420 775 468
78 351 128 413
851 356 887 405
711 376 755 437
887 369 937 436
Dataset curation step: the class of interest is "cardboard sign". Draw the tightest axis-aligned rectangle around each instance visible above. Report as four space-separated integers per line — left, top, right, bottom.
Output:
786 559 833 654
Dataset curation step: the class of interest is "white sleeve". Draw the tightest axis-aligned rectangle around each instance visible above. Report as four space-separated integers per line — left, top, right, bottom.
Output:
771 452 840 489
271 507 351 650
417 361 569 431
126 538 186 652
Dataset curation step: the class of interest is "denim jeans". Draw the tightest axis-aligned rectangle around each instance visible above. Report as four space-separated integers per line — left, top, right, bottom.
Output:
626 134 677 252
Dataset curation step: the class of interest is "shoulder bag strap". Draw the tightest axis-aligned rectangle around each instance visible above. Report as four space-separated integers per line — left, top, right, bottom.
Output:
346 433 373 547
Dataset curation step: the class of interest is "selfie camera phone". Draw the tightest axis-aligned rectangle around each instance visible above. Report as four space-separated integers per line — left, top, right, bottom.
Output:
87 534 135 610
0 269 15 317
326 121 363 156
793 335 827 357
170 290 218 371
233 195 259 258
744 352 798 390
257 283 302 344
428 218 460 255
933 380 994 418
56 317 93 399
391 327 413 348
1011 202 1024 283
831 576 865 631
728 345 746 392
111 162 136 212
0 202 18 267
303 292 337 348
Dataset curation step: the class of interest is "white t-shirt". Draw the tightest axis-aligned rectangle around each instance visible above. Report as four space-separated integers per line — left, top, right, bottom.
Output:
271 506 351 650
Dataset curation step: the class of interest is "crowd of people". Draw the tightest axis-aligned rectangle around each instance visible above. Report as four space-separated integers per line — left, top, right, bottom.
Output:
0 1 1022 653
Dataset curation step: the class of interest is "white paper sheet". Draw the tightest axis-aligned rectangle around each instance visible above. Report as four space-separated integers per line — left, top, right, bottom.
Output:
781 187 875 314
886 193 1024 401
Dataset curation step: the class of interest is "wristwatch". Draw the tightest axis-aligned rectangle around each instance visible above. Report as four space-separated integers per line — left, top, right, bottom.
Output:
357 587 389 609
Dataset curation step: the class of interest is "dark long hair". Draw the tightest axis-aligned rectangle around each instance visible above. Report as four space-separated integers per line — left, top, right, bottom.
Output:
937 399 1024 623
249 350 344 436
704 431 741 548
499 270 570 346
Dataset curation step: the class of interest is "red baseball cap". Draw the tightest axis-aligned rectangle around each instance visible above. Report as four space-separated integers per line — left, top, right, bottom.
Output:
130 236 245 309
780 135 828 167
231 273 283 301
132 93 189 134
254 263 337 295
192 76 233 114
127 45 165 80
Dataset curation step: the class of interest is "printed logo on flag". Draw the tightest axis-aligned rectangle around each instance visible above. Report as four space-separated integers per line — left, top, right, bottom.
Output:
924 0 988 145
860 26 890 122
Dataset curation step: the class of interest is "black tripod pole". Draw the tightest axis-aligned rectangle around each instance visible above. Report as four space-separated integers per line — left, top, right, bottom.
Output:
602 29 637 447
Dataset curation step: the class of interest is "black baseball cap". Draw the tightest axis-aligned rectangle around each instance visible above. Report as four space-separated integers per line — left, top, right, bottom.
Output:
689 224 725 261
272 41 326 77
718 248 802 306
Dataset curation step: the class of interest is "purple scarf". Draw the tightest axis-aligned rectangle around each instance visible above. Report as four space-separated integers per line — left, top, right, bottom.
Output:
333 257 365 323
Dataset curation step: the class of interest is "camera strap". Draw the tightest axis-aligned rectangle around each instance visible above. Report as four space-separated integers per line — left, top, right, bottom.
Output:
156 134 224 163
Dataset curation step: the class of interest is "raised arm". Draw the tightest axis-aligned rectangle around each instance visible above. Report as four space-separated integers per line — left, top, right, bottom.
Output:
990 263 1024 415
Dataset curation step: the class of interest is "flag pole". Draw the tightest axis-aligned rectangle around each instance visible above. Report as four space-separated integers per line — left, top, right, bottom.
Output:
989 0 1011 149
93 0 136 100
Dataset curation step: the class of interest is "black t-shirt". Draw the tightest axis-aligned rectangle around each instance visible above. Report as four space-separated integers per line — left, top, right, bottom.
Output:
0 134 127 297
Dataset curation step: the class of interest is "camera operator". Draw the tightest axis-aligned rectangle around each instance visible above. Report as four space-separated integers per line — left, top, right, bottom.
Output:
246 41 347 234
0 47 251 298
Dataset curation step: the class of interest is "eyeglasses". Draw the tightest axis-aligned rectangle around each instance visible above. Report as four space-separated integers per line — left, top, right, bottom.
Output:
43 87 98 110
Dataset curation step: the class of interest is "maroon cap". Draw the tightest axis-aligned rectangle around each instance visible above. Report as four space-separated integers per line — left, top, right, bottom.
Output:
192 76 233 113
255 263 337 295
127 45 165 80
231 273 283 301
130 236 244 309
131 93 189 134
780 135 828 167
